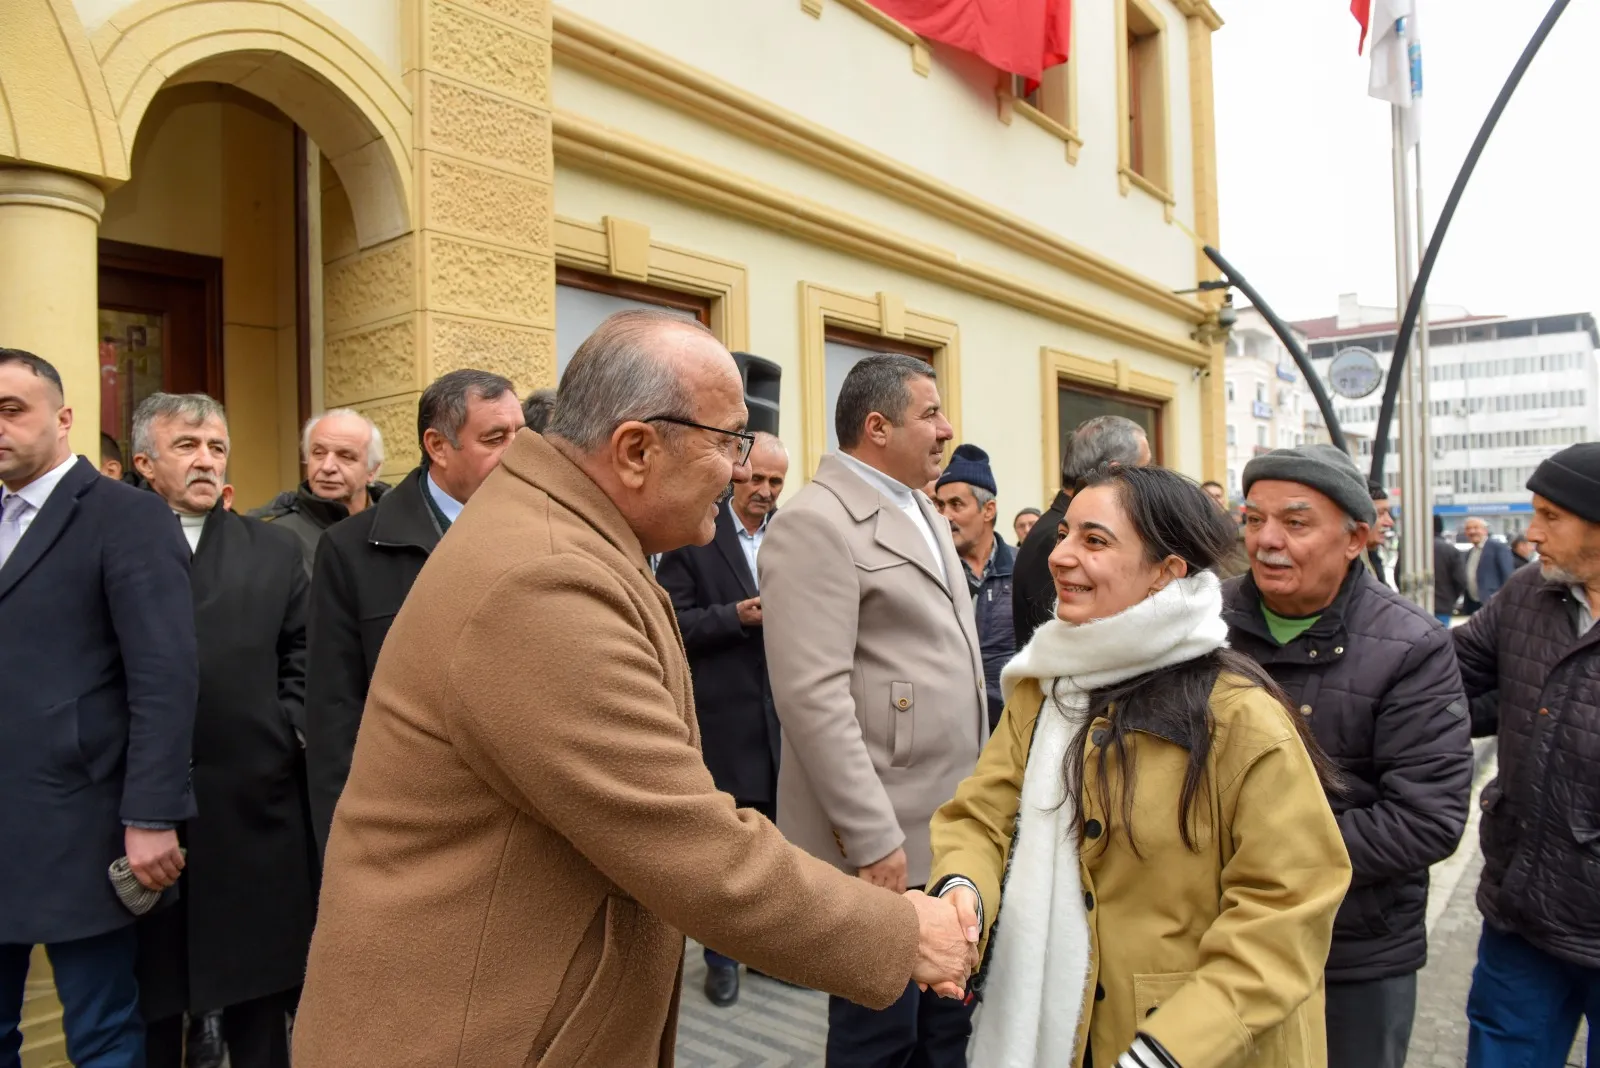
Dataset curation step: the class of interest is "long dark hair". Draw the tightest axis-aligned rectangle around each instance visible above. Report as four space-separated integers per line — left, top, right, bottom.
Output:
1054 464 1342 855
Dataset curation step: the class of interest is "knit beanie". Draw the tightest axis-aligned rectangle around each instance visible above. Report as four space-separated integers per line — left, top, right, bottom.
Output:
1241 443 1377 525
936 444 997 496
1526 443 1600 524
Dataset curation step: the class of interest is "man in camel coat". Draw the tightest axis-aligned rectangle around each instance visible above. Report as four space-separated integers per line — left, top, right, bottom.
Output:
292 311 976 1068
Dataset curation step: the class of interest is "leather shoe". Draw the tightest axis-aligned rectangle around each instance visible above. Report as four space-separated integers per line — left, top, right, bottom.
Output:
704 962 740 1007
186 1011 225 1068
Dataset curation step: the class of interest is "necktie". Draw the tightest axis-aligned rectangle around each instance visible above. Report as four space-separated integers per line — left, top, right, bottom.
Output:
0 493 30 569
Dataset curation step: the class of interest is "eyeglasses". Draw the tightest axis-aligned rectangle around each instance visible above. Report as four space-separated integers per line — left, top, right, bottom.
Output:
643 415 756 465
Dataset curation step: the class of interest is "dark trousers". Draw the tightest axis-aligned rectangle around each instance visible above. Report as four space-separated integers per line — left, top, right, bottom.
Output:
1467 924 1599 1068
825 979 975 1068
704 798 776 973
0 927 145 1068
145 989 297 1068
1325 972 1417 1068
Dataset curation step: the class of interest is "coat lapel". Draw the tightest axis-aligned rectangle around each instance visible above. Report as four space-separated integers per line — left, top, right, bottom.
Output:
872 503 949 595
0 457 97 603
712 505 758 599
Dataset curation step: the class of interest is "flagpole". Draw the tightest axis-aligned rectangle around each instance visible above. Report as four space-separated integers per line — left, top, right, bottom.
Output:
1389 103 1424 608
1412 146 1435 607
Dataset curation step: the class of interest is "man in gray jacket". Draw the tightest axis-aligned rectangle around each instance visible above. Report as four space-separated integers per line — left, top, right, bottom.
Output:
1221 443 1472 1068
761 354 986 1068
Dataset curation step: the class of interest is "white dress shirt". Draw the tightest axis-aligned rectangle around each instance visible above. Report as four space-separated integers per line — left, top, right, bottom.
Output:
834 450 947 584
1 452 81 540
731 500 770 590
426 471 465 525
1574 585 1595 637
176 512 206 553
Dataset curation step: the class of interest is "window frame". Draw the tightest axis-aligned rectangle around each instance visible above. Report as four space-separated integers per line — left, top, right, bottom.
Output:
1039 346 1174 503
1115 0 1174 208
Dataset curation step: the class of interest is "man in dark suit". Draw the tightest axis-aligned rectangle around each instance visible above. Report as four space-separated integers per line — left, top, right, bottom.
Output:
0 349 196 1068
656 431 788 1008
1462 516 1517 613
126 393 313 1068
305 370 522 854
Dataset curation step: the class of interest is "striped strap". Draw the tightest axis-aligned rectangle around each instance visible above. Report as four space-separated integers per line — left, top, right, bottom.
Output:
1115 1034 1182 1068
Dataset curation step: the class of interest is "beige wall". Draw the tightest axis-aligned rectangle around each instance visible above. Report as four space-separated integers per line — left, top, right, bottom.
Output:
101 88 303 511
558 0 1200 291
555 167 1204 527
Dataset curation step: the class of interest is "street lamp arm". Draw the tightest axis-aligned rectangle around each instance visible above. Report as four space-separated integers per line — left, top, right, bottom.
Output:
1202 245 1349 455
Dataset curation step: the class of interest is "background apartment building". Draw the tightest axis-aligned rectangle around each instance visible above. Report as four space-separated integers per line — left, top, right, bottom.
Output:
1296 295 1600 535
1222 307 1324 499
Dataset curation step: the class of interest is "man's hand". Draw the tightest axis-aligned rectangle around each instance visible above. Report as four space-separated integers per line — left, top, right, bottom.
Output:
736 597 763 627
858 847 907 893
125 827 184 891
906 890 979 998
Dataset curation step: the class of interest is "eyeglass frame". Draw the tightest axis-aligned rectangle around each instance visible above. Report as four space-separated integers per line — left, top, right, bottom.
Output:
641 415 756 465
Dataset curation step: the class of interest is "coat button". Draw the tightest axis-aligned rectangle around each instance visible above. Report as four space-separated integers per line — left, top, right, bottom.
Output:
1299 704 1313 716
1084 891 1095 911
1091 729 1107 747
1084 819 1103 839
897 698 910 709
1095 984 1106 1002
1538 707 1549 716
1309 649 1319 658
1146 1006 1158 1018
1334 646 1344 655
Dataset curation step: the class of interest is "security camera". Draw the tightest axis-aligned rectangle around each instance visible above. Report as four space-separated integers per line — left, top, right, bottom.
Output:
1217 304 1238 330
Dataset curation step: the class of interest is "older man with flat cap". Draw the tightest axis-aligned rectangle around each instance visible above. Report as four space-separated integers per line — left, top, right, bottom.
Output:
293 310 977 1068
1221 443 1472 1068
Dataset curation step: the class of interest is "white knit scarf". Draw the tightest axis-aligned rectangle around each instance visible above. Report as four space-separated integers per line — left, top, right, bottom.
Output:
972 572 1230 1068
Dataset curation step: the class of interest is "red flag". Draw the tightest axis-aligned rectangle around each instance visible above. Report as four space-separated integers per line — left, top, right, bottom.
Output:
1351 0 1372 53
866 0 1071 82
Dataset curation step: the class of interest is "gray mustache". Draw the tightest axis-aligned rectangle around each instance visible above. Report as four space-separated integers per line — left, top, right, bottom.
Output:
1255 549 1294 567
187 472 221 488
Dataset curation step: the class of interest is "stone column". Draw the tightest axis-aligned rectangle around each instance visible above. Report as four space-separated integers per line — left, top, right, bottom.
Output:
0 168 105 458
411 0 557 393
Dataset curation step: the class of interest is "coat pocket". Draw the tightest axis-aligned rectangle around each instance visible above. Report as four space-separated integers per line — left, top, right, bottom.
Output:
890 682 914 768
530 896 639 1067
1132 971 1192 1025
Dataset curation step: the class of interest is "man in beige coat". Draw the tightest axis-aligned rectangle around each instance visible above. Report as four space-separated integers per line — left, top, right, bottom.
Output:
760 353 988 1067
293 313 977 1068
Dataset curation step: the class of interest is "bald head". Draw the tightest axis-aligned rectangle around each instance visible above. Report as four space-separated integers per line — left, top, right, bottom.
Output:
547 310 751 555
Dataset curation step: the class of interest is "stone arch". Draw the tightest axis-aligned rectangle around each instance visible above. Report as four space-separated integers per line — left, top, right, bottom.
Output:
0 0 128 180
93 0 414 248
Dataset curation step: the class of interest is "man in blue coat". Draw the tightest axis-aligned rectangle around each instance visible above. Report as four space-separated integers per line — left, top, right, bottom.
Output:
1463 516 1517 613
0 349 197 1068
933 445 1012 730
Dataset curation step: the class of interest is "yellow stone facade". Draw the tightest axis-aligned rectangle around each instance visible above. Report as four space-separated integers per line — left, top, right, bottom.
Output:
2 0 1223 1060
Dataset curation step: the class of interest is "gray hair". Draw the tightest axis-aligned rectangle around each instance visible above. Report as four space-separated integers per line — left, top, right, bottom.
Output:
418 369 516 448
303 409 384 471
751 430 788 459
1062 415 1148 488
132 392 228 458
971 486 996 509
547 309 704 452
835 353 936 450
521 387 558 433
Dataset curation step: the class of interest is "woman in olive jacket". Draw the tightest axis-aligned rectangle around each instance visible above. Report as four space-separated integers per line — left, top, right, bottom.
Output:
929 465 1352 1068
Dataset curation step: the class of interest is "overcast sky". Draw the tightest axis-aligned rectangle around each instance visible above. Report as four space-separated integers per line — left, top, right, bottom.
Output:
1212 0 1598 324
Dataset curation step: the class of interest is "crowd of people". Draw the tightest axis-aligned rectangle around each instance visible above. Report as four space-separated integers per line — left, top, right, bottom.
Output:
1 311 1596 1068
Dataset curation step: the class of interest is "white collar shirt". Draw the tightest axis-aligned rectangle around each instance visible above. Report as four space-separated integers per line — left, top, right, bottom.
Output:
426 471 465 526
1573 585 1595 637
835 450 946 584
2 453 81 539
731 500 770 590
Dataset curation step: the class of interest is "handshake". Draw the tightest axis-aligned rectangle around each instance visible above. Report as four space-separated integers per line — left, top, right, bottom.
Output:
905 888 981 999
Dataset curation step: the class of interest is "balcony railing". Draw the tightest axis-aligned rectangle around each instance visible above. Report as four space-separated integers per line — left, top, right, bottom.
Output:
1252 400 1274 419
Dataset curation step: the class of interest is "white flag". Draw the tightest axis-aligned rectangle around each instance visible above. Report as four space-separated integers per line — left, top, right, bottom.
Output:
1367 0 1423 145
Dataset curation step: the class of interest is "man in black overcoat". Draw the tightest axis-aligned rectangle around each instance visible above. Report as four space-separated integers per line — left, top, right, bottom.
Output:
304 369 522 854
128 393 312 1068
656 431 788 1008
0 350 196 1068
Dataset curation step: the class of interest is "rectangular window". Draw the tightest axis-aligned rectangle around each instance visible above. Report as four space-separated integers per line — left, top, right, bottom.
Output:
1256 425 1267 447
556 268 710 380
1226 424 1236 445
1226 380 1235 402
825 327 936 455
1119 0 1169 194
1011 58 1078 148
1057 383 1165 468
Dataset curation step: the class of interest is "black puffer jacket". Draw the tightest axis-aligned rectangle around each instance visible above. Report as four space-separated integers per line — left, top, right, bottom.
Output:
1223 564 1473 981
1452 566 1600 968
